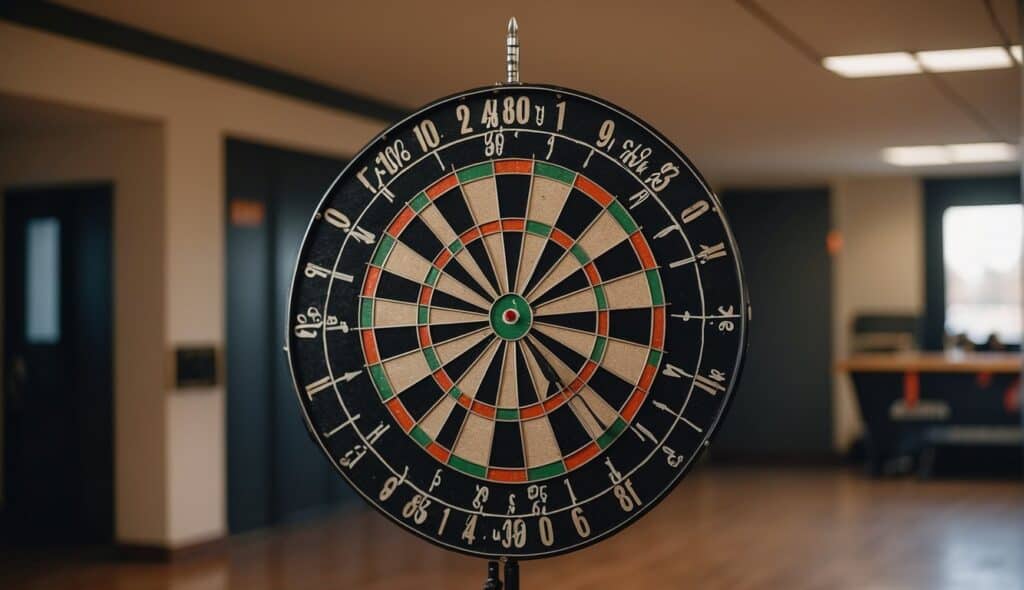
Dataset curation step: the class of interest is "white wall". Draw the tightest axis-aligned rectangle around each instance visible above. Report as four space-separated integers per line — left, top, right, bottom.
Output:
0 21 386 547
830 176 925 451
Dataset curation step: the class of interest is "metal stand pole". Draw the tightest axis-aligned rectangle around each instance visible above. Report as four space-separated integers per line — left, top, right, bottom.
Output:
481 558 520 590
504 559 519 590
483 560 502 590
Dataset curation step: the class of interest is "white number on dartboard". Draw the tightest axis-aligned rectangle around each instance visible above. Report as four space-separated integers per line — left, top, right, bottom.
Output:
456 104 473 135
496 518 527 549
373 139 410 175
571 507 591 538
378 470 406 501
596 120 616 149
614 479 642 512
412 119 440 152
323 208 376 244
402 494 430 524
501 96 530 125
484 131 504 157
461 514 478 545
538 516 555 547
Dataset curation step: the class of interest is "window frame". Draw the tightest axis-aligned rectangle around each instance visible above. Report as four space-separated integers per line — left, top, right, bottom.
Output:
923 175 1021 350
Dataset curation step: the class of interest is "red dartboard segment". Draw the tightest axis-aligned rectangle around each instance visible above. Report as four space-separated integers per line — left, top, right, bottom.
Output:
573 175 615 207
433 248 452 268
630 232 657 269
386 206 416 237
582 262 601 285
385 397 416 432
487 467 528 483
459 228 481 246
502 218 525 232
548 227 575 250
425 442 450 463
494 158 533 174
621 389 647 422
426 173 458 199
360 330 380 365
361 266 381 296
565 442 600 470
479 220 503 236
651 307 667 349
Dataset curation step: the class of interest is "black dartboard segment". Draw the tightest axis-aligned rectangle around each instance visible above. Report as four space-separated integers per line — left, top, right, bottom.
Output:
287 85 748 559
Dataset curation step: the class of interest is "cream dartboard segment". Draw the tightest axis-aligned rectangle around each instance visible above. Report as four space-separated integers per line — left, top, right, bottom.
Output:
287 82 749 558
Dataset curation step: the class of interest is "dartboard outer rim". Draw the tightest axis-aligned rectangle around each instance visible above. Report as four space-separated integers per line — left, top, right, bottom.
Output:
284 82 751 560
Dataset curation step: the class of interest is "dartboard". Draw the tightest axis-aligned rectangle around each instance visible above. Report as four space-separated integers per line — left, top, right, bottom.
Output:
287 85 748 559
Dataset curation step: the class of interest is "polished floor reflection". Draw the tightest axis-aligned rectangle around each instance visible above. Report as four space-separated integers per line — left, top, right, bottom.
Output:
3 467 1023 589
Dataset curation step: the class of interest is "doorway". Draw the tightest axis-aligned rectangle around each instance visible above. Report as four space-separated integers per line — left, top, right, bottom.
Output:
713 188 833 459
1 183 114 546
226 139 353 533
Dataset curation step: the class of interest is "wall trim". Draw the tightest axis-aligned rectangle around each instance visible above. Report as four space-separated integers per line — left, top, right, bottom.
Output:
117 535 226 562
0 3 407 124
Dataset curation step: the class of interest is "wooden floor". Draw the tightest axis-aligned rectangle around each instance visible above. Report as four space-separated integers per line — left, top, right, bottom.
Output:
3 466 1023 589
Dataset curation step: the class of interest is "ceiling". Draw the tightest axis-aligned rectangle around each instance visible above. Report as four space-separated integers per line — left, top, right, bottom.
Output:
55 0 1021 184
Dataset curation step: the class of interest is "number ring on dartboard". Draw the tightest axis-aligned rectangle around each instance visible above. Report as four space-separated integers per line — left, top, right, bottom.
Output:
286 85 749 559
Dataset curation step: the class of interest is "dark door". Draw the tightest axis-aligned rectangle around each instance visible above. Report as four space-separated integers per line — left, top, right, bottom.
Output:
2 184 113 545
226 139 352 533
714 188 832 458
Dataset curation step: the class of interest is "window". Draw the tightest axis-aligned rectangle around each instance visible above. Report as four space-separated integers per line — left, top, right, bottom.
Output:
25 217 61 343
942 204 1021 344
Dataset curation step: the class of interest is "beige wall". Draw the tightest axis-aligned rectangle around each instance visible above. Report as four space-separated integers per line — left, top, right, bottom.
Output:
0 21 385 547
0 124 169 542
830 176 925 451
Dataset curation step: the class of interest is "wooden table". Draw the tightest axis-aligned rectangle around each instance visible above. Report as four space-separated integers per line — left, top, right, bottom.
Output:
838 352 1021 476
838 351 1021 374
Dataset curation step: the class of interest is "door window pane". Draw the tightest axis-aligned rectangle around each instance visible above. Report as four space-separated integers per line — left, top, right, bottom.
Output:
942 204 1021 344
25 217 61 343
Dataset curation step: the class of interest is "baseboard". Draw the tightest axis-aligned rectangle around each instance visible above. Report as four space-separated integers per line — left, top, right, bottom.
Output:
117 535 225 562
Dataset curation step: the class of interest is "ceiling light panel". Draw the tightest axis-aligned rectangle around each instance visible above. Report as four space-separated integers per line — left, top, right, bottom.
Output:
822 52 920 78
882 146 951 166
946 143 1018 163
916 46 1013 72
883 143 1018 166
824 46 1022 77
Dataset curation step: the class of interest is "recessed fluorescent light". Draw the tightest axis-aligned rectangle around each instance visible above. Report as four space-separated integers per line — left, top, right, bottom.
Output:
947 142 1018 163
822 52 920 77
883 143 1018 166
883 145 951 166
917 46 1013 72
825 45 1023 77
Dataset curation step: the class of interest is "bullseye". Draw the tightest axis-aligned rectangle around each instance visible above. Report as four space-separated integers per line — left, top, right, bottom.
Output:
489 293 532 340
